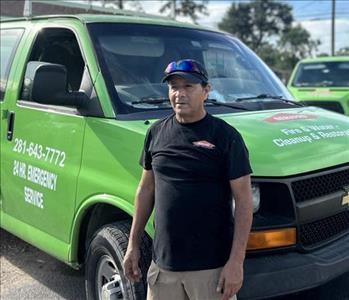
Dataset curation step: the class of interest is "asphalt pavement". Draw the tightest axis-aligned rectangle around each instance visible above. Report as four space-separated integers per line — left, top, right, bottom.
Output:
1 229 348 300
0 229 85 299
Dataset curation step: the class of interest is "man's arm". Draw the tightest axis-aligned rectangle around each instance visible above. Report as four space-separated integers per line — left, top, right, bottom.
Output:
217 174 253 300
123 169 155 282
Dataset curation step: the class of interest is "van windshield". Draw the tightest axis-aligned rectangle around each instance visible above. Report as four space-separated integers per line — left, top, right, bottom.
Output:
292 61 349 87
88 23 291 115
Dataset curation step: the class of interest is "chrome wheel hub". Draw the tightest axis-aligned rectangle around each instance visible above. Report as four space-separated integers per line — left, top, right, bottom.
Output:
96 255 125 300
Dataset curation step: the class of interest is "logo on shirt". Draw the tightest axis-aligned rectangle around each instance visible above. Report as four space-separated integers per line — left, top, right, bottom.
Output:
192 140 216 149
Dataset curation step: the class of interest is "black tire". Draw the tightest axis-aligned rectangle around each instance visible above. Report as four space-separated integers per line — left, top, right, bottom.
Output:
85 220 152 300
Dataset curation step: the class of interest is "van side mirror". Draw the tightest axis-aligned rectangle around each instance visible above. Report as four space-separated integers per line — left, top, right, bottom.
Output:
22 61 87 107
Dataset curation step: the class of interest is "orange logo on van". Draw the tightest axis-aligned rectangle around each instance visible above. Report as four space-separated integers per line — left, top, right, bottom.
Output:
264 113 317 123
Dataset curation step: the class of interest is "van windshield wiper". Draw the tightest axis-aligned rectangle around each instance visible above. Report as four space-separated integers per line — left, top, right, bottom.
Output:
132 97 170 105
132 97 250 111
235 94 304 107
205 99 250 111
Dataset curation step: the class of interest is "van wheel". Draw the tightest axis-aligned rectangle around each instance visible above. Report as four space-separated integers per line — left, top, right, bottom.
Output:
85 220 152 300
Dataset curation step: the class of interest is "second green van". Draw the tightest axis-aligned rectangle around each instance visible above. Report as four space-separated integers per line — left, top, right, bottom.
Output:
288 56 349 116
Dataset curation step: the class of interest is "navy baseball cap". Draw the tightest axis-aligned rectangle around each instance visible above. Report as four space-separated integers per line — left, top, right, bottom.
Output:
162 59 208 84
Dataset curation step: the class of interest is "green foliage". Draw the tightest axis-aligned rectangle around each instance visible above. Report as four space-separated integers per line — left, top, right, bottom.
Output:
279 25 320 58
160 0 209 24
219 0 293 50
218 0 320 81
275 25 320 79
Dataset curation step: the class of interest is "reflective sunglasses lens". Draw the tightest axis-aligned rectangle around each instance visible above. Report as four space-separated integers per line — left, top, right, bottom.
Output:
165 62 177 74
164 60 206 80
177 60 197 72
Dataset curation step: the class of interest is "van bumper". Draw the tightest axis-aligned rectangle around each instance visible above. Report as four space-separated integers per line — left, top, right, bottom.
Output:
238 233 349 299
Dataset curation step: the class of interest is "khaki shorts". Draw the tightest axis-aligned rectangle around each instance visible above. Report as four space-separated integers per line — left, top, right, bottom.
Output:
146 261 237 300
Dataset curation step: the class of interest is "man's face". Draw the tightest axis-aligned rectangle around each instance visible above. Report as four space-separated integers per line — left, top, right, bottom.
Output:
168 76 210 121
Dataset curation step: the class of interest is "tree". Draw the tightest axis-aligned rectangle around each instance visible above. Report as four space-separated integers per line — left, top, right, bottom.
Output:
275 25 319 81
159 0 209 24
275 24 320 74
218 0 293 50
218 0 320 82
279 25 319 59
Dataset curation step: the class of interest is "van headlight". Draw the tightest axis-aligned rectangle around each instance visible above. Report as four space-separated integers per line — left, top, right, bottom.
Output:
232 184 260 215
251 184 260 213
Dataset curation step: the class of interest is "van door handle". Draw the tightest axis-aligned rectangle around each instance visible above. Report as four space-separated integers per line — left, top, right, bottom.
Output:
7 111 15 141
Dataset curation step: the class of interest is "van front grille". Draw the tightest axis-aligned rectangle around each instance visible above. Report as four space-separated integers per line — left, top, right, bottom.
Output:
300 210 349 248
292 168 349 203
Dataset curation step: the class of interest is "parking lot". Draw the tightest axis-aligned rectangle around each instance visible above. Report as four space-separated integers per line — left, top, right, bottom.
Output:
1 229 84 300
1 228 349 300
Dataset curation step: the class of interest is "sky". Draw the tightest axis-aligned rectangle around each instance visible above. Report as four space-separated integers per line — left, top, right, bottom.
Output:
72 0 349 55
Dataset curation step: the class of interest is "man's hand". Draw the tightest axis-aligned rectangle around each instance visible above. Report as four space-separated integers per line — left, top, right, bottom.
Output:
217 260 243 300
123 169 155 283
123 247 142 282
216 174 252 299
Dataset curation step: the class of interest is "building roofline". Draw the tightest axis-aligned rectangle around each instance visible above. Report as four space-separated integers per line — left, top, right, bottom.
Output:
0 12 171 23
34 0 165 19
0 0 168 23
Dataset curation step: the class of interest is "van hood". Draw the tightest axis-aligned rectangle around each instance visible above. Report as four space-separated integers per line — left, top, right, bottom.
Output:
289 87 349 102
218 107 349 177
112 107 349 178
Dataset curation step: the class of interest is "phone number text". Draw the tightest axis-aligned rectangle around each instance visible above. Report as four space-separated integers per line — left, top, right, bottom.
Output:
13 138 66 167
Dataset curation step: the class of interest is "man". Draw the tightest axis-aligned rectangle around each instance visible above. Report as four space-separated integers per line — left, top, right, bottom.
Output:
123 59 253 300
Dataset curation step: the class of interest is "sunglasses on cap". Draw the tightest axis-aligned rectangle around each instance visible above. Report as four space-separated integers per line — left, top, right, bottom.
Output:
162 59 208 83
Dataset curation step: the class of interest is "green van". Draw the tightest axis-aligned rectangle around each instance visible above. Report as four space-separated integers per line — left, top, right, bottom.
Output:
288 56 349 116
1 14 349 300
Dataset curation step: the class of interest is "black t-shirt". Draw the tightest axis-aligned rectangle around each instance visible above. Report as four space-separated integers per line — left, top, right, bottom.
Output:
140 113 252 271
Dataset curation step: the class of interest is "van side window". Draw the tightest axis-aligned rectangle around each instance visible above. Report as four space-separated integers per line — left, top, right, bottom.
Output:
21 27 85 100
0 28 24 100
